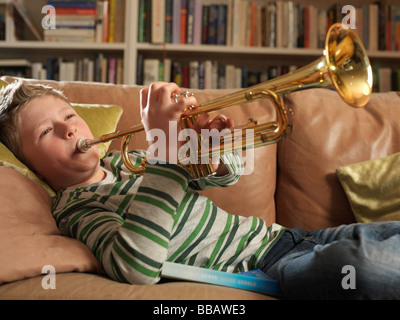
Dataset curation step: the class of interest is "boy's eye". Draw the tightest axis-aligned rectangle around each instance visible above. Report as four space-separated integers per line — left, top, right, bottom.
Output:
66 114 74 120
41 128 51 137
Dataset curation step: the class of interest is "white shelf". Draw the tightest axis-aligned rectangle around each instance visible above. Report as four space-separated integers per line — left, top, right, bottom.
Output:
0 41 126 51
137 43 400 59
137 43 323 56
2 41 397 59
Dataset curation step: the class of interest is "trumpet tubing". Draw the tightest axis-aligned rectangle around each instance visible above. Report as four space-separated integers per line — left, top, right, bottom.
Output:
77 23 372 179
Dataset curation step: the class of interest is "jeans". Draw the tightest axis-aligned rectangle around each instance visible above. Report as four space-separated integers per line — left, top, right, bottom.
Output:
259 221 400 299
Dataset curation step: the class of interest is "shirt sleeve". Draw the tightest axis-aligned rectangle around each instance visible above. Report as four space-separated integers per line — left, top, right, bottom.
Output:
52 162 190 285
188 152 244 190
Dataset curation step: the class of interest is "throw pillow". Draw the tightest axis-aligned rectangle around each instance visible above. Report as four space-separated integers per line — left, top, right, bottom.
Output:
0 166 103 285
337 152 400 223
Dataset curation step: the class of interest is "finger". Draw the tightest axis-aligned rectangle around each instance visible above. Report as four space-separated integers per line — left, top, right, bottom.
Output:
192 114 210 133
140 87 149 110
209 115 228 130
150 82 181 107
226 118 234 129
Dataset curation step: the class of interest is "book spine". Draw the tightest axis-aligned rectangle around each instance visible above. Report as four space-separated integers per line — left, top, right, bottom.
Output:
143 58 160 86
172 0 181 44
137 0 146 42
161 262 281 296
201 4 209 44
165 0 173 43
192 0 202 45
186 0 194 44
108 0 115 42
151 0 165 44
180 0 188 44
217 4 227 45
208 4 218 45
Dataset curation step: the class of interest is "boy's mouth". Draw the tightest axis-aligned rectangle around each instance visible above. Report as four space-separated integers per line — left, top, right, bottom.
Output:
76 137 93 153
74 138 87 154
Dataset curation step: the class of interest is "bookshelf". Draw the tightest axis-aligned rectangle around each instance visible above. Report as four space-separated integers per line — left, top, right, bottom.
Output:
0 0 399 91
0 0 131 83
135 0 400 92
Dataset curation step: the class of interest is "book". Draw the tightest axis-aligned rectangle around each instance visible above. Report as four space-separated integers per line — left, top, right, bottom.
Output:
186 0 194 44
192 0 202 45
161 261 282 296
44 0 98 43
207 4 218 44
0 58 30 67
151 0 165 44
217 4 227 45
137 0 146 42
47 0 97 8
143 58 159 86
172 0 181 44
12 0 43 41
180 0 188 44
165 0 173 43
107 0 115 42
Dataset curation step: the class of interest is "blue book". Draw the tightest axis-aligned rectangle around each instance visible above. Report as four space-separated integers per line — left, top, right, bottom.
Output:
207 4 218 44
161 261 282 296
47 1 97 9
217 4 227 45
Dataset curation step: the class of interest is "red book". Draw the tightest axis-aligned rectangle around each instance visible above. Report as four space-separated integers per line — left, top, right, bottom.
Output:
182 65 189 88
180 0 188 44
387 21 392 51
54 8 97 16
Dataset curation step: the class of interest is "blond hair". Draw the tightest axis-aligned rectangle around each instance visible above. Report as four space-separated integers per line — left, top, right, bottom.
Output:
0 80 69 165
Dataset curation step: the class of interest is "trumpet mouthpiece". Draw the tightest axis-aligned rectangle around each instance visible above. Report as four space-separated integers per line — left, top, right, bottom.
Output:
77 138 91 153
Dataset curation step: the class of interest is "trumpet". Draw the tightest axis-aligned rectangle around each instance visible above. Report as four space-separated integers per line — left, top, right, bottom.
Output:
77 23 373 179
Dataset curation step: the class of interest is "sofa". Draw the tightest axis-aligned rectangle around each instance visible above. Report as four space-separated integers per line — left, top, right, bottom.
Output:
0 75 399 300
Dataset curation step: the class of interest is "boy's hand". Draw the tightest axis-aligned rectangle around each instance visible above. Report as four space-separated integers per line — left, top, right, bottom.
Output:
192 114 235 176
140 82 234 175
140 82 197 162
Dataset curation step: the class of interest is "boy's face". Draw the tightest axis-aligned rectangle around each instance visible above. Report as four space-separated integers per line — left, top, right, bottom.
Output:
18 95 102 191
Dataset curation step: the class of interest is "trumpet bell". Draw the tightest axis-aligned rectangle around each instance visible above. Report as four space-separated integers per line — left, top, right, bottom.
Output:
325 24 373 108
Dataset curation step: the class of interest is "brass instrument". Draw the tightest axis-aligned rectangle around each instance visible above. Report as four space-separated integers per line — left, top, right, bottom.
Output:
77 23 373 179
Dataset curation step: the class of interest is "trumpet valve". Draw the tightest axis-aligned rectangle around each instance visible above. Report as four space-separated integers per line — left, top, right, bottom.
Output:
172 91 195 103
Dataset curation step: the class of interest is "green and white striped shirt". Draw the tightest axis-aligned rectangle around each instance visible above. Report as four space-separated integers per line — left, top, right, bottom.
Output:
52 151 284 285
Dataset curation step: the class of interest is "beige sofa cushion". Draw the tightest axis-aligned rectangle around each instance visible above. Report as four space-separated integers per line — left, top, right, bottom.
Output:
0 272 273 300
276 89 400 230
0 167 102 285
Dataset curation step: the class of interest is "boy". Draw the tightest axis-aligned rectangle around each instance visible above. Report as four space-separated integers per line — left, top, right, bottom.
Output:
1 80 400 299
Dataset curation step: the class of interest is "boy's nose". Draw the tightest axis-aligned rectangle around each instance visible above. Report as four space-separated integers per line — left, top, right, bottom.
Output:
61 123 76 139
